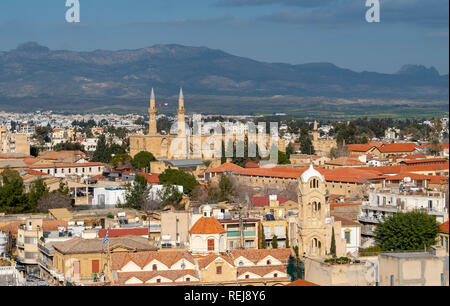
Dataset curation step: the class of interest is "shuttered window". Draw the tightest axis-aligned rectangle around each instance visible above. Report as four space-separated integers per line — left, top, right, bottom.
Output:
92 260 99 274
207 239 215 251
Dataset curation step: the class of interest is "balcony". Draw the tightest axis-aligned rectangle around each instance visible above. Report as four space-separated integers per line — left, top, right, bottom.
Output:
361 229 376 236
264 232 286 240
227 231 256 238
357 216 380 224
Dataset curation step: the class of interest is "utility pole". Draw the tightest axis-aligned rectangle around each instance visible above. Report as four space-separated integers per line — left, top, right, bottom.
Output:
239 203 244 249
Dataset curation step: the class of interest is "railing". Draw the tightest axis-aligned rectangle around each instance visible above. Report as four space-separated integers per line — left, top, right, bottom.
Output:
357 216 380 223
361 230 376 236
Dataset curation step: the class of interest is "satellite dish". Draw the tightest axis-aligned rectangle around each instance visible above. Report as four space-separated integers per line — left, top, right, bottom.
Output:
403 177 411 183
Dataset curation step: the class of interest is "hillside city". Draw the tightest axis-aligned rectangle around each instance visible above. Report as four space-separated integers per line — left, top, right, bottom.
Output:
0 90 449 286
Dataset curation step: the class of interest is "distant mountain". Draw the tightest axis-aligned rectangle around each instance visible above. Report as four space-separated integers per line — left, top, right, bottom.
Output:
0 42 448 112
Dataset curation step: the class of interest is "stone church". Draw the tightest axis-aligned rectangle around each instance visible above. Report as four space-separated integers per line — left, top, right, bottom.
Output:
129 89 286 160
297 163 346 258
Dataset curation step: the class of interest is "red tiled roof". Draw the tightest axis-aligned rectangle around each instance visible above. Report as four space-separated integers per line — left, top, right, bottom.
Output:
401 158 448 165
250 196 290 207
112 251 195 270
98 228 148 238
332 215 360 226
440 221 449 233
30 162 104 169
330 203 361 210
378 143 417 153
285 279 319 286
116 270 199 285
139 172 160 184
326 158 366 166
189 217 226 234
23 169 49 176
245 161 260 168
230 248 292 264
206 163 244 173
197 253 235 270
347 144 376 152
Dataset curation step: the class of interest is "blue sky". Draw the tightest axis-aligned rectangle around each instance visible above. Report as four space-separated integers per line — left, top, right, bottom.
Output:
0 0 448 74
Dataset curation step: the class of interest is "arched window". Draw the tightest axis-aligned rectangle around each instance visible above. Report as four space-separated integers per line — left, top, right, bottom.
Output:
152 264 157 271
266 260 271 265
274 273 278 278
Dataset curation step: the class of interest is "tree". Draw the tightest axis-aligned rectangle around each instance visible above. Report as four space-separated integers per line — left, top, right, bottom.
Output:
330 227 336 257
158 169 199 194
0 169 27 213
36 192 72 213
123 174 150 210
218 175 235 202
299 127 314 154
157 185 183 208
110 153 133 168
271 235 278 249
285 227 290 249
27 179 49 212
131 151 156 170
286 255 305 281
278 150 291 164
92 134 109 163
375 211 439 251
259 223 266 249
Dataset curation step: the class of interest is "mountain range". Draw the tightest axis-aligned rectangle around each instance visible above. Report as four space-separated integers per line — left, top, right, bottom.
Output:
0 42 448 113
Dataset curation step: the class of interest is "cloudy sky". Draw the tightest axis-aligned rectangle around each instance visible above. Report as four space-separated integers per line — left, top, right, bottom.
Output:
0 0 448 74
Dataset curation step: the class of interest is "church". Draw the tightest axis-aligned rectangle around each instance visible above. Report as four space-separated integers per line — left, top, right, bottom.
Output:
129 89 286 161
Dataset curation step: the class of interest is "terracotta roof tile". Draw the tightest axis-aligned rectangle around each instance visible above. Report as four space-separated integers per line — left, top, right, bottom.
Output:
207 163 244 173
189 217 226 234
440 221 449 233
98 228 148 238
285 279 319 286
230 248 292 264
250 196 290 207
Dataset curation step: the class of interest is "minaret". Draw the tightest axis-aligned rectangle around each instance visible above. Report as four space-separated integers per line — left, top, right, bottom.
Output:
148 88 157 136
313 120 318 143
177 88 186 136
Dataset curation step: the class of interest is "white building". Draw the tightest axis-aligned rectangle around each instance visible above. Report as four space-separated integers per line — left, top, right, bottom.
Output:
92 186 127 206
188 217 227 254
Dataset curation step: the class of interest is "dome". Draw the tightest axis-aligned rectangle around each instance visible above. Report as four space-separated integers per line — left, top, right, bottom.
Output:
300 163 324 183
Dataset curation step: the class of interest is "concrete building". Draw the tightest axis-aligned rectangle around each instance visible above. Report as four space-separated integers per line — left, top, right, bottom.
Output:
378 246 449 286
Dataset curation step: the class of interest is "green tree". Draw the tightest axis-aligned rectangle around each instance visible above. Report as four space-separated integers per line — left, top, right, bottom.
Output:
92 134 109 163
158 169 199 194
0 169 27 213
285 227 290 249
375 211 439 251
218 175 234 202
27 179 49 212
299 127 314 154
131 151 156 170
157 185 183 208
278 150 291 164
271 235 278 249
123 175 150 210
110 153 132 168
260 223 266 249
330 227 336 257
286 255 305 281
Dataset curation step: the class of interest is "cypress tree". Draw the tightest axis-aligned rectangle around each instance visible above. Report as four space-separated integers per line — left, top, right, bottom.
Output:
330 227 336 257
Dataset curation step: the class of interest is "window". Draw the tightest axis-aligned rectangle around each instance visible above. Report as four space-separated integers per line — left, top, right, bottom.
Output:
239 261 244 267
245 274 249 279
266 260 271 265
390 275 394 286
445 237 448 252
274 273 278 278
441 273 445 286
156 279 161 283
186 277 190 282
344 231 351 244
216 266 222 274
207 239 215 251
152 264 157 271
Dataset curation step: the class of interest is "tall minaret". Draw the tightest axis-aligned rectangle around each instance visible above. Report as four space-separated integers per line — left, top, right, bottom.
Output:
313 120 318 142
148 88 157 135
177 88 186 136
